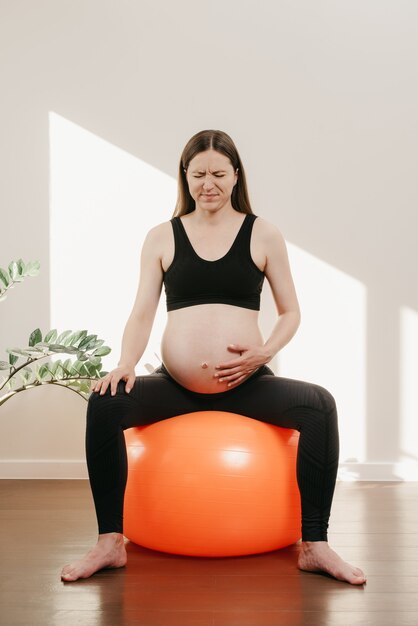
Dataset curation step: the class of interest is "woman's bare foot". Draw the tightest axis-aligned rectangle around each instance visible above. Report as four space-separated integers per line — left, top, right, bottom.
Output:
61 532 127 582
298 541 367 585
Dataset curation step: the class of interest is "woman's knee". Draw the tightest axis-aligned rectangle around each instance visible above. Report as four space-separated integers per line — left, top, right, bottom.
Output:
86 382 130 426
311 383 337 416
88 379 135 405
303 384 339 454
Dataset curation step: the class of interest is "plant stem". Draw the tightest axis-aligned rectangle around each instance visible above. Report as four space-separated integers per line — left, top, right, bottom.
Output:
0 277 18 298
0 352 97 392
0 354 44 391
0 377 96 407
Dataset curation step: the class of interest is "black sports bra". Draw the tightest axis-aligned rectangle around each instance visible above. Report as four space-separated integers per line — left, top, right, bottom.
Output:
163 213 265 311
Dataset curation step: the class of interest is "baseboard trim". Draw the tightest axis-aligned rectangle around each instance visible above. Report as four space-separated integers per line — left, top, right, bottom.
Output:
1 460 417 480
0 461 87 479
338 462 418 481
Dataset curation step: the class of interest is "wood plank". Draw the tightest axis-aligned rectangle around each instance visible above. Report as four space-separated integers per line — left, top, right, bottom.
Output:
2 479 418 626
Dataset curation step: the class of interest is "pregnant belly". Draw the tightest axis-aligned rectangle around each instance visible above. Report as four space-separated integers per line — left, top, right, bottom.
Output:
160 304 264 393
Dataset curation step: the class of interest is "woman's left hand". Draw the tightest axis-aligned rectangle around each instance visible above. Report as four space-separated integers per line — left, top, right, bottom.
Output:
214 343 271 388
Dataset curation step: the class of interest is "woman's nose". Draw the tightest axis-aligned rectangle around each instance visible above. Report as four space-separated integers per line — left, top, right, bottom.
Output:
202 176 215 188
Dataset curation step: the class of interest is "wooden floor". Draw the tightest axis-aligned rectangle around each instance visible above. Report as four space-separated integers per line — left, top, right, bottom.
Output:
1 481 418 625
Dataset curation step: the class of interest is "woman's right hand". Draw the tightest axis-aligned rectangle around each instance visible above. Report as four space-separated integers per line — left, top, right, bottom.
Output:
91 365 136 396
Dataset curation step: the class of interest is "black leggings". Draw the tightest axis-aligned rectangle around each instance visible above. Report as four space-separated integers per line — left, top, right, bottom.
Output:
85 364 339 542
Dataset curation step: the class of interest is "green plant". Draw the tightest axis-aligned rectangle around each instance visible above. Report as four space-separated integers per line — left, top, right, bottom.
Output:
0 258 40 302
0 328 111 406
0 259 111 406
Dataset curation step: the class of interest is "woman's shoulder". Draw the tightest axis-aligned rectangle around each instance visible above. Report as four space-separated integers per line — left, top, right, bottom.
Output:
141 219 175 254
145 219 174 238
253 214 286 243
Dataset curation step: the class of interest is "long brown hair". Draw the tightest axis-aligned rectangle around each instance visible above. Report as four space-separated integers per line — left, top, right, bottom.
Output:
172 130 254 217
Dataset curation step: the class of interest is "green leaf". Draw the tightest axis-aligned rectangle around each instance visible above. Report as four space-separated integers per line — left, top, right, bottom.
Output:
66 379 90 393
44 329 58 343
65 379 82 391
67 332 81 346
88 356 101 367
62 333 76 346
34 368 42 382
64 362 77 375
47 344 67 353
45 364 56 378
0 360 11 370
85 339 105 351
8 353 18 366
22 346 46 353
8 261 19 281
17 259 25 275
5 377 17 390
0 268 9 287
62 358 72 373
78 380 92 393
39 342 76 355
59 346 79 355
29 328 43 346
83 361 97 376
6 348 33 357
25 260 40 276
78 334 97 350
72 360 84 374
49 360 58 376
20 367 33 384
41 363 51 375
72 330 88 347
92 346 111 357
56 330 72 344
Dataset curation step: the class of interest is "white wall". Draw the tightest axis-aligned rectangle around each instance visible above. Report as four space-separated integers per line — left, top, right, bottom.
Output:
1 0 417 479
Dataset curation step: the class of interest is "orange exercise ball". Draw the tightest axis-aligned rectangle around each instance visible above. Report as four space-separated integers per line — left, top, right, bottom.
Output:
123 411 301 557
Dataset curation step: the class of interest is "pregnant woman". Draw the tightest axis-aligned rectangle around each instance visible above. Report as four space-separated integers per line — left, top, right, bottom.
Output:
61 129 366 585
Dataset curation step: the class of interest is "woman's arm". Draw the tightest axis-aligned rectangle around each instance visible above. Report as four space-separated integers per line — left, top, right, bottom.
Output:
92 224 165 396
214 218 301 386
261 219 301 360
117 225 165 368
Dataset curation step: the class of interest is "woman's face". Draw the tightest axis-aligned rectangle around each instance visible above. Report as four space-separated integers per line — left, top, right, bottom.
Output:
185 149 238 212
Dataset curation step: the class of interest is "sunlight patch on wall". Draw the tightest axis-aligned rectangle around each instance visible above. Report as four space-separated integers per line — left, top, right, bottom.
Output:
48 110 368 470
280 243 367 466
399 306 418 479
49 112 175 374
